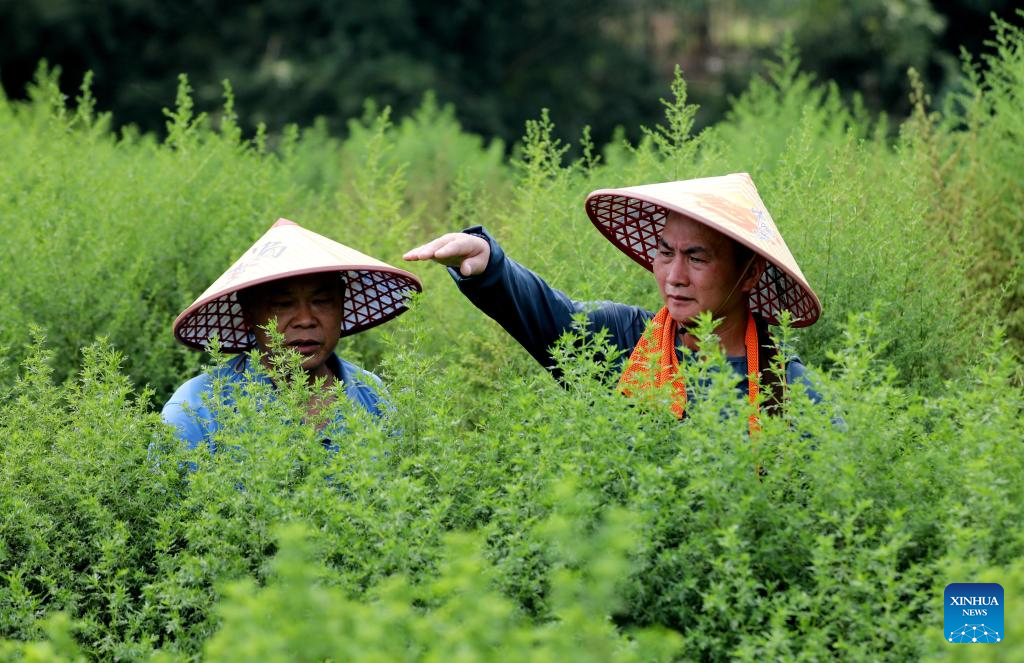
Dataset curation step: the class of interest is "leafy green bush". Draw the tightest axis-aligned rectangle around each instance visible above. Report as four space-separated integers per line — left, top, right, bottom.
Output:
1 315 1021 660
201 510 681 662
1 18 1023 662
940 12 1024 357
0 70 505 399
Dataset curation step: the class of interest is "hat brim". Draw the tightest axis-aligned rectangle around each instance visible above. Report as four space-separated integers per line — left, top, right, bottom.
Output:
173 265 422 352
586 189 821 327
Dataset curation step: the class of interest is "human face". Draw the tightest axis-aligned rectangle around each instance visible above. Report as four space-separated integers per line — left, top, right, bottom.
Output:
652 212 761 329
244 273 345 380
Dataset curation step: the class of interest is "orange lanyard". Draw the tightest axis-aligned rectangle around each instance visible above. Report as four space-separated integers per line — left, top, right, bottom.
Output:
744 309 761 434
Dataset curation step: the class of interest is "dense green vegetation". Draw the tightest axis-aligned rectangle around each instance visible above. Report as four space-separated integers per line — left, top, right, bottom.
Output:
1 15 1023 662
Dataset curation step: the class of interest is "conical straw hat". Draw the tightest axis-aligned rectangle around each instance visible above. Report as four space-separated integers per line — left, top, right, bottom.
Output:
174 218 422 351
585 172 820 327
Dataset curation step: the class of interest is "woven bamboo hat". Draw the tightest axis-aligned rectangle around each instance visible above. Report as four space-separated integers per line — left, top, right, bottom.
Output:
173 218 422 351
585 172 820 327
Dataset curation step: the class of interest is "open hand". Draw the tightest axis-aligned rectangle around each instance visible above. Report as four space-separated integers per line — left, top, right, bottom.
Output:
403 233 491 277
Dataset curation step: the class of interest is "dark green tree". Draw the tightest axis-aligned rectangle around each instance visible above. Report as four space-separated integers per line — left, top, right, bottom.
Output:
0 0 663 146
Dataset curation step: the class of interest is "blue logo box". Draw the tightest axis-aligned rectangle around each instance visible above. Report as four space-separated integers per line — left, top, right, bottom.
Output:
945 583 1003 644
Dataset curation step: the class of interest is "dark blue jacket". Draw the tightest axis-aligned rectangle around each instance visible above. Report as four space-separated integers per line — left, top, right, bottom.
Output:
449 226 821 402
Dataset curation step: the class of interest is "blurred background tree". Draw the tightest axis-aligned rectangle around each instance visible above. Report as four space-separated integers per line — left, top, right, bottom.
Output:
0 0 1018 146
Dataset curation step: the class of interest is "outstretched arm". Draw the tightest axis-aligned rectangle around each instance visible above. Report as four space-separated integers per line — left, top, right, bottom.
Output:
405 227 649 372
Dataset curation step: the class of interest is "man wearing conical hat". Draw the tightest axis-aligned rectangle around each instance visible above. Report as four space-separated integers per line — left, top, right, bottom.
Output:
405 173 822 422
163 218 421 448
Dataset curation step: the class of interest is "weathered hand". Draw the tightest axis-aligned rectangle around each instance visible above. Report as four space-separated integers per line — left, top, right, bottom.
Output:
403 233 491 277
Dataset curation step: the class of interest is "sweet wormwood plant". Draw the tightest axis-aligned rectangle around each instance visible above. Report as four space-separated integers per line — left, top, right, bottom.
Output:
200 496 682 662
0 69 505 399
3 313 1021 660
1 17 1023 662
466 38 1004 391
944 13 1024 359
3 20 1023 397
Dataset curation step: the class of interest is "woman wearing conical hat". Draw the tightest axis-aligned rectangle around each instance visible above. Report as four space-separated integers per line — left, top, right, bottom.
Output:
405 173 822 422
163 218 421 448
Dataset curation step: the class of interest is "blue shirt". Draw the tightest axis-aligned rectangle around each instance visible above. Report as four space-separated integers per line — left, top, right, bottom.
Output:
161 353 386 450
451 226 822 403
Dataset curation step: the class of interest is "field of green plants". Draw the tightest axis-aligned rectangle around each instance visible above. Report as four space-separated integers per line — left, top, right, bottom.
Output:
1 16 1022 662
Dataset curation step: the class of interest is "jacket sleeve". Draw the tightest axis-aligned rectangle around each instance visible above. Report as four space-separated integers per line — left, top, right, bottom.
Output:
449 226 650 372
161 375 216 451
784 357 823 404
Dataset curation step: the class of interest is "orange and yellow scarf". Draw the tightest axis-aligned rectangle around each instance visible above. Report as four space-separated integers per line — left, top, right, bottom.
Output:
618 308 762 434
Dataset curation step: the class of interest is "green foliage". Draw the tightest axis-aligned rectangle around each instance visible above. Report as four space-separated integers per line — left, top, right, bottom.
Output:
1 19 1024 661
0 68 506 397
203 509 680 662
340 93 506 231
942 11 1024 356
1 311 1021 659
0 336 182 659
